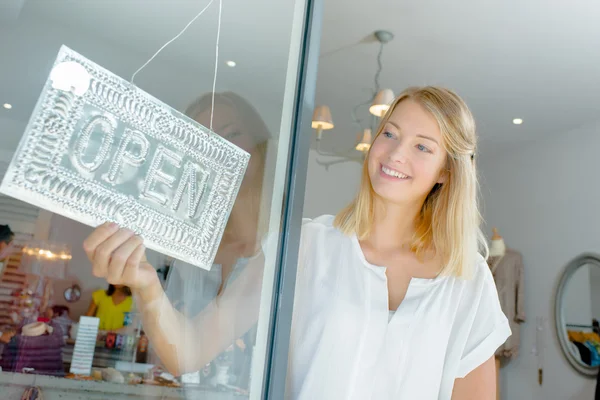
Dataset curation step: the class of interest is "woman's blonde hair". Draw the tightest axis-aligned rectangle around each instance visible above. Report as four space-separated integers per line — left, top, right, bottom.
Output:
334 86 488 277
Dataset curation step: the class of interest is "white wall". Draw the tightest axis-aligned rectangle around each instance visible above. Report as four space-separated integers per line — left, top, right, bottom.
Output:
47 215 102 320
479 121 600 400
302 149 362 218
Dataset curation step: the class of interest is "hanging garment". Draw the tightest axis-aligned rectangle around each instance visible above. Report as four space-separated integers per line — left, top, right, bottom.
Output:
0 321 65 376
585 341 600 367
572 341 592 365
488 249 525 360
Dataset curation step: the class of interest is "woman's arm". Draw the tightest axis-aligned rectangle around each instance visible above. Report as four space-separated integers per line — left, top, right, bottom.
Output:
83 223 265 376
451 356 496 400
85 300 97 317
135 257 264 375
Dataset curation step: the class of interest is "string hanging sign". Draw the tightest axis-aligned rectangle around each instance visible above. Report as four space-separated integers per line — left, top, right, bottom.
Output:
0 0 243 271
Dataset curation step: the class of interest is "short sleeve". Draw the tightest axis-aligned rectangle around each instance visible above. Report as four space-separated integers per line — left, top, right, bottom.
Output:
92 289 105 306
456 263 512 378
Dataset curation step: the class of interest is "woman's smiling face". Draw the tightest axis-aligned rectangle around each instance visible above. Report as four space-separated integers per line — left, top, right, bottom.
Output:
367 99 448 205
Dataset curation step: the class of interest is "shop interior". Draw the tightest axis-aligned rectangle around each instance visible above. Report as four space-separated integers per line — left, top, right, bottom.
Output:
301 2 600 400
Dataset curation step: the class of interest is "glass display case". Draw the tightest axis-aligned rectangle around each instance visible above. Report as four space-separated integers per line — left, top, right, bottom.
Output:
0 0 321 398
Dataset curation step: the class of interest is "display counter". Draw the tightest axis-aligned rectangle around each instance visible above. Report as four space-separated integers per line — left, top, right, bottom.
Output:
61 339 127 369
0 371 243 400
0 324 249 398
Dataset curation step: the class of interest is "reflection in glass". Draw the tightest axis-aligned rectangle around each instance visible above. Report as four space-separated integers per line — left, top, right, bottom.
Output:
1 47 250 272
164 92 270 393
0 0 307 397
562 263 600 368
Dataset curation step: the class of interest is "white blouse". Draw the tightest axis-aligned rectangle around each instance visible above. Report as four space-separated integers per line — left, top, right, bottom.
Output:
287 215 511 400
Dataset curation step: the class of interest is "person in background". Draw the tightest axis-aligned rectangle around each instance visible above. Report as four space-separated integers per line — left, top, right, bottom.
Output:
51 305 73 339
0 224 15 344
85 284 133 331
160 92 269 390
0 224 15 260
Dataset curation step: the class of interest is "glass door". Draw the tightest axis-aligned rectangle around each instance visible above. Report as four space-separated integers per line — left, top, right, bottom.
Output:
0 0 322 398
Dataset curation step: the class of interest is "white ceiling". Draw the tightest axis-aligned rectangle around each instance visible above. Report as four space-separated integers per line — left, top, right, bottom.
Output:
0 0 295 151
1 0 599 157
314 0 600 154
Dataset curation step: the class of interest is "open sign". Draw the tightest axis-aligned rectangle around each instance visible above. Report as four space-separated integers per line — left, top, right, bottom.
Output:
0 46 250 270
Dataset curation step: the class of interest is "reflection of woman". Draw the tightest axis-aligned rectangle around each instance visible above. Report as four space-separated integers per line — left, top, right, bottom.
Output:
82 93 271 383
183 92 268 282
163 92 269 388
83 87 508 398
85 284 132 331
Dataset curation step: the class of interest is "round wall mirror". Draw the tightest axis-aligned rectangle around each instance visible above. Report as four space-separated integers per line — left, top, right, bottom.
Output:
64 284 81 303
555 253 600 376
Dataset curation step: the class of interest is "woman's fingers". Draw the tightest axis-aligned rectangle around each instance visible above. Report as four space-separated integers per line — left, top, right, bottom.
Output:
107 235 143 284
84 223 153 288
83 222 119 260
120 243 147 288
90 227 135 279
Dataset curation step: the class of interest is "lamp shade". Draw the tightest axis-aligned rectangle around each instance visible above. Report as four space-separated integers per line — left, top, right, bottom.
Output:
311 105 334 130
369 89 395 117
355 129 373 152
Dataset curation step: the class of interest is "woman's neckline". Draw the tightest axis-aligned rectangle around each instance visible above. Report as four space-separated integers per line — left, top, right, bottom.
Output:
110 293 128 306
350 233 447 286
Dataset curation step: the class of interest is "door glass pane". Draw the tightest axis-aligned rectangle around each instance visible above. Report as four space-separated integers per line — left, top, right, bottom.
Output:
0 0 310 398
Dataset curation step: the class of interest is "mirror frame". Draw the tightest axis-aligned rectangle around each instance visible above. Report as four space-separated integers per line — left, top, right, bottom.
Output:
555 253 600 377
63 284 82 303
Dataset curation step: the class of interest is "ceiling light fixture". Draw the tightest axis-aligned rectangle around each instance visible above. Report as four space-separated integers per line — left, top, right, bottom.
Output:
311 30 395 169
226 60 236 67
513 118 523 125
355 129 372 152
21 240 72 280
369 30 395 117
3 103 12 110
312 105 334 140
369 89 394 117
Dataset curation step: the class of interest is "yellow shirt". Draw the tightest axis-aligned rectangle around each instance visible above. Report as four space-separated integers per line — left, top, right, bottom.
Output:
92 289 133 331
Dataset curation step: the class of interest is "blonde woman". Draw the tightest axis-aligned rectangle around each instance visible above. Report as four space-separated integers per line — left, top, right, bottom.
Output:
83 86 509 399
163 92 269 390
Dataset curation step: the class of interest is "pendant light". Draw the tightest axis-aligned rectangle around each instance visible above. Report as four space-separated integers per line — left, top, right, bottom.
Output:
355 129 372 152
369 89 395 117
368 30 395 117
311 105 334 140
309 30 395 169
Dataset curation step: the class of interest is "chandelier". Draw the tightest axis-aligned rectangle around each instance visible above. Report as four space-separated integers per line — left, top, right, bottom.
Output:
21 240 72 279
312 30 395 169
22 244 72 261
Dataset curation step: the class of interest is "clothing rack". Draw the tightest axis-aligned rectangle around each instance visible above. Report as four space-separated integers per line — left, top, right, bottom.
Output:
566 324 595 329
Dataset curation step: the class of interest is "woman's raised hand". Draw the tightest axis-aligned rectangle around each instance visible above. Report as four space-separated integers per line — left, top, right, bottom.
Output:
83 222 159 292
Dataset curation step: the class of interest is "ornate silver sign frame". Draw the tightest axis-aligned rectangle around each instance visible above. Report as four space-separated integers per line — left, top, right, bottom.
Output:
0 46 250 271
